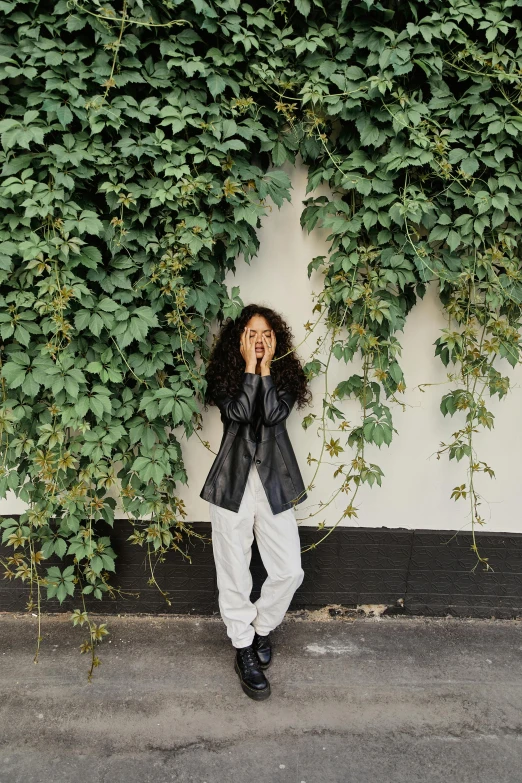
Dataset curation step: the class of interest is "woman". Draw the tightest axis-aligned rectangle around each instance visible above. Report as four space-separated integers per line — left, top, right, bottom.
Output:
200 304 312 701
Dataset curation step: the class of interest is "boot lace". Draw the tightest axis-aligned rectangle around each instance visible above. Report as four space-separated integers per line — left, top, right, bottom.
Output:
239 645 259 671
254 633 269 648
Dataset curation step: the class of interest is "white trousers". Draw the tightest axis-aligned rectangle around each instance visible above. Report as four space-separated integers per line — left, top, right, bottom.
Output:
209 461 305 648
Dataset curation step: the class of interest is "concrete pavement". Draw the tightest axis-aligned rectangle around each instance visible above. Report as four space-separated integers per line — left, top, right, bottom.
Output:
1 610 521 782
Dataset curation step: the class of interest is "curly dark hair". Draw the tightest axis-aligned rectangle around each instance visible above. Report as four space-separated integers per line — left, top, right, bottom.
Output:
202 304 313 411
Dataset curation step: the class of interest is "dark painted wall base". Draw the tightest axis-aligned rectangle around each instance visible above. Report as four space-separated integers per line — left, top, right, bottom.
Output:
1 522 521 618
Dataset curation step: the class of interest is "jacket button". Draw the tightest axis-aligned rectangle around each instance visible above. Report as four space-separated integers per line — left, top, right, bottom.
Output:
255 459 261 464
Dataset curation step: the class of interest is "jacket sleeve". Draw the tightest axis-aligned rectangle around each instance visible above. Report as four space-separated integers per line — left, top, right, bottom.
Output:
214 372 262 423
258 374 296 426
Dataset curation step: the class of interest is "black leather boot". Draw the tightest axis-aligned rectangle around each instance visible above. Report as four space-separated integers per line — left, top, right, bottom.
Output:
234 643 271 700
253 631 272 669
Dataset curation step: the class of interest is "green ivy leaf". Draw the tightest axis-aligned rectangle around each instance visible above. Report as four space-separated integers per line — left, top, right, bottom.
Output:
207 73 226 98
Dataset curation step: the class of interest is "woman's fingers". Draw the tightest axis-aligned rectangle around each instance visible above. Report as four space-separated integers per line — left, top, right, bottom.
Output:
260 331 275 363
248 329 256 359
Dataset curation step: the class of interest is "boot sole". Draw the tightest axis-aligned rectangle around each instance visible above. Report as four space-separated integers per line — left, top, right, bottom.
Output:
234 659 271 700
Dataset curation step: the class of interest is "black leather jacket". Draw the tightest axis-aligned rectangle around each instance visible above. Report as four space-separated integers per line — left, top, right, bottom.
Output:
199 372 308 515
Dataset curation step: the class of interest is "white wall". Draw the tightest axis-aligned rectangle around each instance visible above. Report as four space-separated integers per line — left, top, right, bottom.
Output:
2 157 521 533
185 157 522 534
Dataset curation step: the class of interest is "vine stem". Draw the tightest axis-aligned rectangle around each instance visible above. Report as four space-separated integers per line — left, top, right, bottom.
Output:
70 0 188 28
